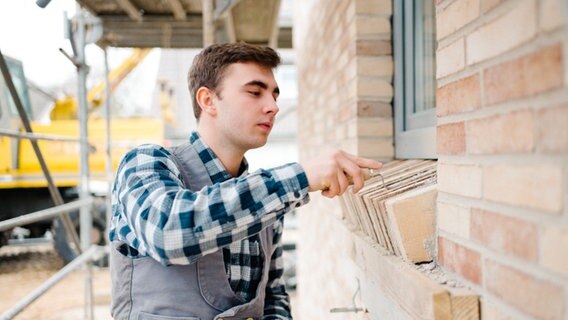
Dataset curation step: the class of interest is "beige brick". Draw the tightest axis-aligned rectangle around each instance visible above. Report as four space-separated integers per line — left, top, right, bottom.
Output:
356 16 390 36
349 117 393 138
345 59 358 82
334 123 348 141
471 209 538 261
485 259 565 320
538 105 568 153
357 138 393 158
540 0 566 32
436 74 481 116
466 0 537 65
438 163 482 198
437 37 465 78
346 0 356 25
436 0 480 40
483 165 563 213
438 237 482 284
354 39 392 56
437 122 466 155
338 139 358 155
437 202 471 239
467 110 534 154
357 101 392 117
348 80 357 98
566 41 568 87
355 0 392 15
540 225 568 277
339 105 356 122
356 78 393 98
480 298 515 320
482 0 506 13
356 57 393 77
484 44 564 105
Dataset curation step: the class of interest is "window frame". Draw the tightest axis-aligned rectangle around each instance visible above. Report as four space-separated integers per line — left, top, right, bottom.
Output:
393 0 437 159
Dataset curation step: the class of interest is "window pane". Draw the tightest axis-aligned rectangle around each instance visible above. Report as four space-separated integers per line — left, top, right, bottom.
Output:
423 0 436 112
413 0 436 113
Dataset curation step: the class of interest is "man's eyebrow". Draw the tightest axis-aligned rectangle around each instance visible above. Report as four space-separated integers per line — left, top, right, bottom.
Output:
244 80 280 95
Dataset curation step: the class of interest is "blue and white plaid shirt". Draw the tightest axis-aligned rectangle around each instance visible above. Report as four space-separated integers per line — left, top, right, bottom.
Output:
109 131 309 318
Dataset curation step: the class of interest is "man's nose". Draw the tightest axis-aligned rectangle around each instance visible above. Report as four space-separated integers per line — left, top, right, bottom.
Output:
264 97 279 115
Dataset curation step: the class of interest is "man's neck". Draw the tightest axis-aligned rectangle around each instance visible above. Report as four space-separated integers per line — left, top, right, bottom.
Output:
196 126 244 177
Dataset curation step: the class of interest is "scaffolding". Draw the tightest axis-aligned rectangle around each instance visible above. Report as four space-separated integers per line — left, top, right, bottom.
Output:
0 9 110 320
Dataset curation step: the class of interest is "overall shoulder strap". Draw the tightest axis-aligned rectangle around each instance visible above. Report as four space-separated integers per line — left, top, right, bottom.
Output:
168 142 213 191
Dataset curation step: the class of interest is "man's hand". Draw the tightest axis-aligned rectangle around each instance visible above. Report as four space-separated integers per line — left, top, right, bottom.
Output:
301 150 383 198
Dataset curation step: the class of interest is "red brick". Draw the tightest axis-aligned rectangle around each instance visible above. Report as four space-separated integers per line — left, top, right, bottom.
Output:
438 237 482 284
436 74 481 116
484 44 563 105
437 122 466 154
471 209 538 261
538 104 568 153
485 260 565 320
467 109 534 154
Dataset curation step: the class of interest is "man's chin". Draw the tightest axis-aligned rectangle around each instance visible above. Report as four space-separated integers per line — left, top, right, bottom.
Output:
247 137 269 150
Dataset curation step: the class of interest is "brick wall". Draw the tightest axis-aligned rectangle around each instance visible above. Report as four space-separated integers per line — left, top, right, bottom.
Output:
435 0 568 319
295 0 568 319
294 0 393 318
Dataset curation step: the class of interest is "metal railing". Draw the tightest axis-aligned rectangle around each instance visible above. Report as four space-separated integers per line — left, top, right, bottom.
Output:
0 198 93 232
0 9 110 320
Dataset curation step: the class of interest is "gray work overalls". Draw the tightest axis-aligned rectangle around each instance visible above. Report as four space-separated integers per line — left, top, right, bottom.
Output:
111 143 273 320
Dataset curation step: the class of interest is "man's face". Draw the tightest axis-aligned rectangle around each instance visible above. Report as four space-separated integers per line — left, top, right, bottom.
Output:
212 62 280 152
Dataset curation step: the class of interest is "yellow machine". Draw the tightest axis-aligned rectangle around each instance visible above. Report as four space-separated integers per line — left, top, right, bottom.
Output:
0 50 164 254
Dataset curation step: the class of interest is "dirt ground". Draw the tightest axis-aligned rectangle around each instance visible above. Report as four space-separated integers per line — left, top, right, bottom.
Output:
0 244 112 320
0 244 298 320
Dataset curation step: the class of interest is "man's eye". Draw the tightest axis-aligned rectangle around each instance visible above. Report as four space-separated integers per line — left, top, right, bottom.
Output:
248 91 260 96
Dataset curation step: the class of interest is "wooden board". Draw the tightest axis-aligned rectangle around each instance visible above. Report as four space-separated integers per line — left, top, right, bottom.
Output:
353 231 480 320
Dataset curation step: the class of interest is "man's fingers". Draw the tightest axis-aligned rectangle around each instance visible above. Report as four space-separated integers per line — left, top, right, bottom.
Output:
321 189 334 198
343 152 383 170
337 155 361 177
322 178 339 197
338 153 378 189
302 150 383 196
322 174 340 196
351 174 364 193
337 171 350 195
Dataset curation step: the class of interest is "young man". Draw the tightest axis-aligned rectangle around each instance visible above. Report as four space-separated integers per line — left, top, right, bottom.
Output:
109 43 382 320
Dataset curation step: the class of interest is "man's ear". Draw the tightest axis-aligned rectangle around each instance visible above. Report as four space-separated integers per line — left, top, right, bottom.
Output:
196 87 217 116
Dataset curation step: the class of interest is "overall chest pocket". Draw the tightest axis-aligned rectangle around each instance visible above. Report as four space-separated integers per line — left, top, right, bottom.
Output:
225 238 263 277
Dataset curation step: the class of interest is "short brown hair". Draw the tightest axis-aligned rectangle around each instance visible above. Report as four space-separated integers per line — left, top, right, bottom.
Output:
188 42 281 119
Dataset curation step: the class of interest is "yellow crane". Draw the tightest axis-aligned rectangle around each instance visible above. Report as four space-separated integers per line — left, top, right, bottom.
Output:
51 48 151 120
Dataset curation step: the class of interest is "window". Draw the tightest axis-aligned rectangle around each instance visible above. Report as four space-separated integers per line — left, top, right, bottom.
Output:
393 0 437 159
